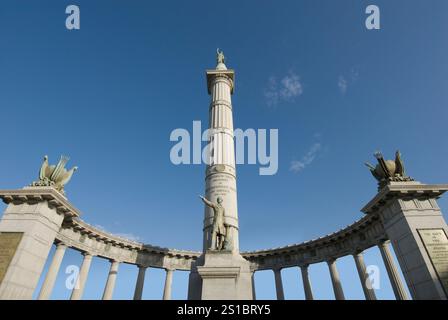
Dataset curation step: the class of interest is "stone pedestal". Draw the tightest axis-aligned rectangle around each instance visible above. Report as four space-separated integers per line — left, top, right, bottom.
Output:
0 187 78 299
188 251 253 300
362 182 448 300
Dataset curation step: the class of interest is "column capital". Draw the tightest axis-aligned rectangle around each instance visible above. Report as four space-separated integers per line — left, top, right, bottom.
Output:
108 259 121 264
137 264 147 270
165 267 175 272
299 263 309 270
352 250 364 257
377 239 391 247
272 266 282 272
81 252 94 258
326 257 337 265
55 241 67 249
206 69 235 94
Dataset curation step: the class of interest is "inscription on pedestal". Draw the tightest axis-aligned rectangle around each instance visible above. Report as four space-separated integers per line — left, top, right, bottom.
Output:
418 229 448 295
0 232 24 283
206 173 236 197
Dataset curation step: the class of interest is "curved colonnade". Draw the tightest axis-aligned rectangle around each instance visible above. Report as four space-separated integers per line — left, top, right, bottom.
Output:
0 188 406 300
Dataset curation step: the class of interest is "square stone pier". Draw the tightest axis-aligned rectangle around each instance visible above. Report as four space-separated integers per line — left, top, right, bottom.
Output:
187 250 253 300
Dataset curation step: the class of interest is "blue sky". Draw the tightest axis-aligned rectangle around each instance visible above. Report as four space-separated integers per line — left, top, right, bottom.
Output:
1 0 448 299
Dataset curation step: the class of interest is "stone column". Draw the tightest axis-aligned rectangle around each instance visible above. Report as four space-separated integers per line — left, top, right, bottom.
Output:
133 266 147 300
251 271 256 300
378 240 408 300
102 260 120 300
273 268 285 300
327 259 345 300
353 252 377 300
187 52 253 300
202 56 239 253
300 265 314 300
37 242 67 300
163 268 174 300
70 252 93 300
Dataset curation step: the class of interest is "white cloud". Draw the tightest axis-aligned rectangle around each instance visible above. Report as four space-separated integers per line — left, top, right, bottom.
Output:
94 224 107 231
280 73 303 99
93 224 142 242
338 67 359 94
349 67 359 82
264 77 280 106
264 72 303 106
338 76 348 94
114 233 142 242
290 143 322 173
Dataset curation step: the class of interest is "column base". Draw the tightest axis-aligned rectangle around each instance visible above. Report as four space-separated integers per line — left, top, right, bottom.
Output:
188 250 253 300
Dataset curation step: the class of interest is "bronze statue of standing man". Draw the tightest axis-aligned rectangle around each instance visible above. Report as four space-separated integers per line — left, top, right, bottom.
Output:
200 195 227 250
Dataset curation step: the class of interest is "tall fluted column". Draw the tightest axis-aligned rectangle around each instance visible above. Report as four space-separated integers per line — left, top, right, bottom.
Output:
327 259 345 300
300 265 314 300
378 240 408 300
70 252 93 300
187 51 254 300
273 268 285 300
37 243 67 300
133 266 147 300
102 260 120 300
251 271 256 300
203 55 239 253
163 268 174 300
353 252 377 300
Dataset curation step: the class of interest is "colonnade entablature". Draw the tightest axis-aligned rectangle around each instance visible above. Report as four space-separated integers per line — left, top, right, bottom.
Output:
57 217 201 271
242 213 386 271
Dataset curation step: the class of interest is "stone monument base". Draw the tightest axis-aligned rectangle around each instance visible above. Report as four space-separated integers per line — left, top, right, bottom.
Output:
187 250 253 300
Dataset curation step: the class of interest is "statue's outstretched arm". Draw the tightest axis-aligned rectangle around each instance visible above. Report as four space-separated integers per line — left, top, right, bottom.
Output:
199 195 215 208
